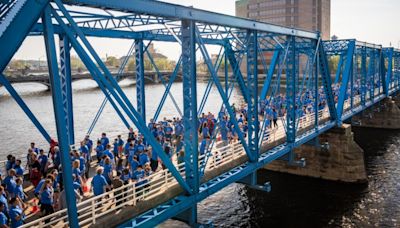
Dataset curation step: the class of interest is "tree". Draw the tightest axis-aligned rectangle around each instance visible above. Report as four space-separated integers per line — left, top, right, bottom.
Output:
105 56 120 67
328 55 340 74
70 56 85 73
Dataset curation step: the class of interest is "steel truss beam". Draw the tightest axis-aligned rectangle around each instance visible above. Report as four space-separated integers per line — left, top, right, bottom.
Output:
246 29 259 162
42 6 79 228
52 0 192 194
181 19 199 225
62 0 318 39
59 35 75 144
135 39 146 120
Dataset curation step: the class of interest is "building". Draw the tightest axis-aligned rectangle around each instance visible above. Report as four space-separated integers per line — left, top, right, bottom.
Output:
236 0 330 40
235 0 330 75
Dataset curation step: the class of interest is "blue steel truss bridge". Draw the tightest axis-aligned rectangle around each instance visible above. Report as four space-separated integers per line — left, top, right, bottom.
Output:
0 0 399 227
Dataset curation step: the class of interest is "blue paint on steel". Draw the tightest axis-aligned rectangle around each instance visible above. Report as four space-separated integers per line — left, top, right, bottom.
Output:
59 35 75 144
0 0 49 72
135 39 146 121
181 20 199 225
246 30 259 162
260 49 280 100
52 1 192 194
42 6 80 228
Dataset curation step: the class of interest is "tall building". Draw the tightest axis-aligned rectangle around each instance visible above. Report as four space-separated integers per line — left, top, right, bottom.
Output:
236 0 330 40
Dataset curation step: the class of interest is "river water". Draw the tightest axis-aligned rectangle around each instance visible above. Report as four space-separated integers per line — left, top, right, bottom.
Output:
1 81 399 227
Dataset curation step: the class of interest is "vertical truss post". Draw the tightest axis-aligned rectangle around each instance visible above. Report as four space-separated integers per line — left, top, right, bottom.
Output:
42 7 79 228
361 47 367 106
380 49 388 96
135 39 146 120
368 49 375 100
59 35 75 144
386 48 394 93
286 35 297 146
314 48 319 128
246 30 259 162
180 19 198 226
224 47 228 94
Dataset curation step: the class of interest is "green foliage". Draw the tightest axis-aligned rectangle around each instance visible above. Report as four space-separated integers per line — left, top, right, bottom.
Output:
8 60 30 70
328 56 340 73
105 56 120 67
70 56 85 72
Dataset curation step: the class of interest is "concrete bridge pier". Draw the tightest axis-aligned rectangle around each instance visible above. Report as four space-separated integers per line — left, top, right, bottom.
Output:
352 97 400 129
264 124 367 183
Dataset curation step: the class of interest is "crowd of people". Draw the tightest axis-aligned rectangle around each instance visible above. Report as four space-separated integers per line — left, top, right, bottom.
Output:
0 82 368 227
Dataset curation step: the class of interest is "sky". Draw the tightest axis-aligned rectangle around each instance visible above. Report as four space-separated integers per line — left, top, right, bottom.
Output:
13 0 400 61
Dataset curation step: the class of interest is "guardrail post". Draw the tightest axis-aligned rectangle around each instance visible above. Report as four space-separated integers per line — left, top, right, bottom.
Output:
132 185 136 206
91 200 96 224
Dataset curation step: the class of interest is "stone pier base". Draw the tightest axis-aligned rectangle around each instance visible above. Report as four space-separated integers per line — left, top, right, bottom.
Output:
265 124 367 183
352 98 400 129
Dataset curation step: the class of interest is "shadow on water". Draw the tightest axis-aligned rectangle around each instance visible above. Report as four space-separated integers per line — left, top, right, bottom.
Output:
193 127 400 228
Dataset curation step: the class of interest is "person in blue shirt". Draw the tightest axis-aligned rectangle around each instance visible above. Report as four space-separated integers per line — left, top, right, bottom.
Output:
138 151 149 166
164 124 173 141
39 179 54 223
199 136 210 156
121 168 131 185
85 135 93 154
174 121 183 137
129 156 139 176
0 202 7 228
113 138 119 162
132 165 147 188
100 133 109 148
29 142 40 154
4 169 16 198
91 167 109 196
117 135 124 154
14 178 25 202
103 144 114 164
101 157 113 185
95 140 104 164
38 149 48 176
0 187 9 222
135 141 145 157
79 140 89 158
9 197 27 228
13 160 24 177
72 160 83 192
150 148 158 172
201 122 210 139
6 155 15 172
219 117 229 146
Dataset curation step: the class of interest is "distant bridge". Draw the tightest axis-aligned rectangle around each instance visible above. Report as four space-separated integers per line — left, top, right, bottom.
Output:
3 71 174 88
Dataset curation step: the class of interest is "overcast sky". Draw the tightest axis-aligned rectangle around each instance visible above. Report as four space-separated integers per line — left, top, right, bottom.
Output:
13 0 400 61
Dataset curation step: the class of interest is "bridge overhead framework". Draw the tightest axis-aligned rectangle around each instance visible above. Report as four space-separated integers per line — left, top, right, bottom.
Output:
0 0 400 227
